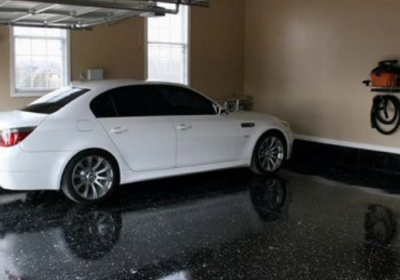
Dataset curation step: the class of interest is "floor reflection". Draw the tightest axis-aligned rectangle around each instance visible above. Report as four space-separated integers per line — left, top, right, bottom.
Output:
363 204 397 279
0 171 286 280
157 271 192 280
250 176 287 221
63 207 122 261
2 170 400 279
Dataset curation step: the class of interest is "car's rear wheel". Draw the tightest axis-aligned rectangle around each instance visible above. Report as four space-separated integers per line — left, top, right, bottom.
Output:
61 150 119 205
250 132 286 175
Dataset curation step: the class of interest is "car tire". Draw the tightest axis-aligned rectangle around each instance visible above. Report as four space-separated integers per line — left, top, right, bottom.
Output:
250 132 286 175
61 150 119 205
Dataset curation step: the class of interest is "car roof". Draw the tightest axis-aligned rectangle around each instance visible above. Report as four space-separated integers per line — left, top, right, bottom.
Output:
70 79 188 92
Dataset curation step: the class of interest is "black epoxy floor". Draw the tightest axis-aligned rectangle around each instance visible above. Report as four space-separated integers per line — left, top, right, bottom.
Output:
1 169 400 279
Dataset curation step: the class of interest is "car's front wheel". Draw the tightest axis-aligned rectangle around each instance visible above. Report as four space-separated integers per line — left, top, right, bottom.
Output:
250 132 286 175
61 150 119 205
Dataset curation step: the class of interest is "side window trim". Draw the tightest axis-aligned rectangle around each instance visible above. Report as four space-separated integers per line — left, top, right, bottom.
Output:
108 92 120 117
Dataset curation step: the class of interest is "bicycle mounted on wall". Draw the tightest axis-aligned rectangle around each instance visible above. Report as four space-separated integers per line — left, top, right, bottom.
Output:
363 60 400 135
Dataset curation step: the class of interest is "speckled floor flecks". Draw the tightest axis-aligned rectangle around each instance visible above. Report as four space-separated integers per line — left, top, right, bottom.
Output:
0 169 400 280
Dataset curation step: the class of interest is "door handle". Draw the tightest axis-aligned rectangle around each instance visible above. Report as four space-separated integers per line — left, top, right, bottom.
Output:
176 124 192 131
241 123 255 128
110 127 128 134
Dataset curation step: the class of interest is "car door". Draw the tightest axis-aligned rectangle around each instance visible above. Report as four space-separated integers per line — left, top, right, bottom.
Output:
155 85 241 167
91 85 176 171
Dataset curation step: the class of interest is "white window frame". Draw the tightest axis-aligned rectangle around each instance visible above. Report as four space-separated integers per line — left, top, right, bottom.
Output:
146 6 191 86
10 27 71 98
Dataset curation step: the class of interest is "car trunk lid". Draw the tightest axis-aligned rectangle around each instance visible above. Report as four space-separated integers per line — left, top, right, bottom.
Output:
0 110 48 130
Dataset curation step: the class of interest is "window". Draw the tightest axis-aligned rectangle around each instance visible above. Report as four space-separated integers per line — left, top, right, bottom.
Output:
92 86 163 118
147 4 189 85
21 87 88 114
90 92 117 118
11 27 70 97
112 86 163 117
157 86 217 116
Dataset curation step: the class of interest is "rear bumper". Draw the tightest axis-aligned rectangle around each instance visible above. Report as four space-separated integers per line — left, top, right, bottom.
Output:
0 170 57 191
0 146 75 191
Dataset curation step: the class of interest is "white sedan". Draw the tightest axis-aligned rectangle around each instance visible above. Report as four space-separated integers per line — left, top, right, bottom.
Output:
0 80 293 204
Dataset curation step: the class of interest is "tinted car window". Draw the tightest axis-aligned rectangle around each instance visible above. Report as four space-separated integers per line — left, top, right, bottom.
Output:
21 87 89 114
90 93 117 118
156 86 217 116
104 86 163 117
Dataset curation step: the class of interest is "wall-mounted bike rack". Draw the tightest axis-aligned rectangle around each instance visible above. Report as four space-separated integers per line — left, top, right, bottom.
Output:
362 84 400 135
370 93 400 135
363 60 400 135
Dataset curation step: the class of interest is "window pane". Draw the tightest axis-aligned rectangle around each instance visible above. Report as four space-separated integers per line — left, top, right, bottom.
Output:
148 4 187 44
147 5 188 85
47 57 65 88
13 27 68 94
108 86 163 117
158 86 217 116
47 39 64 56
15 56 32 90
14 26 66 38
148 43 187 84
41 28 65 37
31 56 49 89
21 87 89 114
90 93 117 118
15 38 32 56
31 39 47 56
14 27 32 36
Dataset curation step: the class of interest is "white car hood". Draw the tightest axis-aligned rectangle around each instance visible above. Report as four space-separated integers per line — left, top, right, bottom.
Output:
0 110 48 130
229 111 280 123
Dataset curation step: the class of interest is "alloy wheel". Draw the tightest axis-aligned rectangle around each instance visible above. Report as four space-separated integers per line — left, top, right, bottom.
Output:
71 156 114 200
258 136 285 172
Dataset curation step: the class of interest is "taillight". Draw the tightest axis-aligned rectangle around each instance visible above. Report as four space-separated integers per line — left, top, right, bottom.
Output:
0 127 36 148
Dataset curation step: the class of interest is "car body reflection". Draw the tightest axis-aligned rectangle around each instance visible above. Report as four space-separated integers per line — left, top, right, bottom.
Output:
0 172 287 280
250 176 287 221
363 204 397 280
62 208 122 261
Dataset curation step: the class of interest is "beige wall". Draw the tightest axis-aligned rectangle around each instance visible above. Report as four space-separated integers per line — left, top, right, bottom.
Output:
0 0 244 111
245 0 400 147
71 18 146 82
191 0 244 100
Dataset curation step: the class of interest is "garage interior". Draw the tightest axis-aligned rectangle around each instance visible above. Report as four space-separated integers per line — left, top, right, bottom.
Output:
1 0 400 279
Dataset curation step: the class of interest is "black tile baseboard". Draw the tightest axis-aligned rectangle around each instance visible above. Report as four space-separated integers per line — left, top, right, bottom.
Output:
289 139 400 174
287 139 400 194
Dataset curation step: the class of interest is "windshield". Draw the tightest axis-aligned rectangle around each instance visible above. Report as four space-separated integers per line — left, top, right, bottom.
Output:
21 87 90 114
